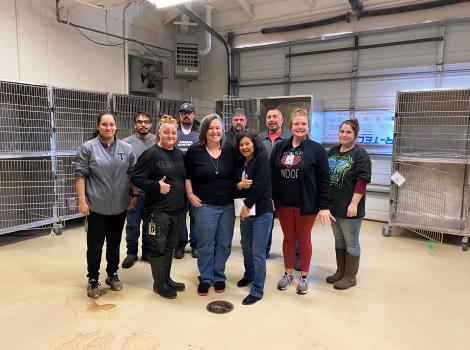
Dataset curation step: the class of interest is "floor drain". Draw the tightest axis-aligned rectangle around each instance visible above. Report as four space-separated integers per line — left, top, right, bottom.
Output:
206 300 234 314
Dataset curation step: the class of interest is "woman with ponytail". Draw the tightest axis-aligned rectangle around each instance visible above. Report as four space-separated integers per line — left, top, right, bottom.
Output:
327 119 372 290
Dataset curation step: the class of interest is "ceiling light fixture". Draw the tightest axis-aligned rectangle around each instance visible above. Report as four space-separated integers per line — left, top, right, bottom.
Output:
147 0 192 9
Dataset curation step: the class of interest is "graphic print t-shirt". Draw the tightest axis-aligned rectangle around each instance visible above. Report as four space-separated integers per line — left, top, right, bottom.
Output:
328 145 371 218
278 145 304 207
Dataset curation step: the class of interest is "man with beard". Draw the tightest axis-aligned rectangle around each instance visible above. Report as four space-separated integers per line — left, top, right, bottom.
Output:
258 108 292 260
224 108 247 148
174 102 200 259
122 112 157 268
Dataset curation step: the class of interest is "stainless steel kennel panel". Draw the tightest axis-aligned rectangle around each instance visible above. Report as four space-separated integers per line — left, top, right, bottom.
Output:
386 88 470 250
394 89 470 163
51 87 109 152
0 81 51 156
112 94 159 139
0 158 66 235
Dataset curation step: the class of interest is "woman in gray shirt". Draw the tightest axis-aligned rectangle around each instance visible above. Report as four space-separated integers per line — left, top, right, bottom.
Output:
73 113 135 298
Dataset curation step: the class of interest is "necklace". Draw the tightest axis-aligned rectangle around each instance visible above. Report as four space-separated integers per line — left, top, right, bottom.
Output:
206 146 221 175
209 156 220 175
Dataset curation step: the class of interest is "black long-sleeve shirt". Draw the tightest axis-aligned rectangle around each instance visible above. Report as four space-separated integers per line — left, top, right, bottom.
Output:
185 142 235 206
271 137 331 216
131 145 186 213
234 151 273 216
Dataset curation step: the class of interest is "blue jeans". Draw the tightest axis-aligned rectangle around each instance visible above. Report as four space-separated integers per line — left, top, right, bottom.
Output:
240 212 273 298
331 217 363 256
179 202 197 248
192 203 235 283
125 194 149 256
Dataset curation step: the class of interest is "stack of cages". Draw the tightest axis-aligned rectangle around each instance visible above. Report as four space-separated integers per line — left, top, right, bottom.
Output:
259 95 324 142
51 87 110 226
217 95 258 132
0 81 62 235
386 89 470 250
112 94 159 140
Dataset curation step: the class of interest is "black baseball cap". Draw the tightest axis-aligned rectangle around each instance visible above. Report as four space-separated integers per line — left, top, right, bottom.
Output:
179 102 195 113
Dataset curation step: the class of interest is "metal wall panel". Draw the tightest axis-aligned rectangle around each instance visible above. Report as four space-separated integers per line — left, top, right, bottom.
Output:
355 75 436 109
444 22 470 64
239 47 286 81
289 80 351 109
238 85 285 99
290 38 354 78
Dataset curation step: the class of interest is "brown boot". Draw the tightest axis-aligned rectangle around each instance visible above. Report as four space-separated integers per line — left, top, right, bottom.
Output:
334 253 359 290
326 249 346 284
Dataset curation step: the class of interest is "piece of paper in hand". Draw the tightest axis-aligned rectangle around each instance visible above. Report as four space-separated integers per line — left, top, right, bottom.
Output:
391 171 406 187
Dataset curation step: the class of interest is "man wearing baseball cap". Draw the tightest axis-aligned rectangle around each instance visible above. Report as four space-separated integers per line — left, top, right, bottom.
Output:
175 102 199 259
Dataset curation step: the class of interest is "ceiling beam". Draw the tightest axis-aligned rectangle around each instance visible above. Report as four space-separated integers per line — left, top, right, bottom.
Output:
236 0 254 18
348 0 363 12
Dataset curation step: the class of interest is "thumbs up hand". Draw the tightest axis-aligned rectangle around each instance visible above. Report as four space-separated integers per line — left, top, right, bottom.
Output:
159 176 171 194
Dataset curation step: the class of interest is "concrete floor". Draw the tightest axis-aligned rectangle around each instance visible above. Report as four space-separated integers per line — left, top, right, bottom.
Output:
0 219 469 350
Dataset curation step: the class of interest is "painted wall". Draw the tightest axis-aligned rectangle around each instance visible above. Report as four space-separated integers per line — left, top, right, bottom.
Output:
0 0 185 99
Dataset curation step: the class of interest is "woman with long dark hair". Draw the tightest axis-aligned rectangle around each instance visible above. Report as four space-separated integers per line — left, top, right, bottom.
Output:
73 113 135 298
327 119 371 290
234 129 273 305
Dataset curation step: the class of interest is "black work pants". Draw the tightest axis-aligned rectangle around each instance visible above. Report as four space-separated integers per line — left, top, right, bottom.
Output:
143 208 185 257
86 210 127 280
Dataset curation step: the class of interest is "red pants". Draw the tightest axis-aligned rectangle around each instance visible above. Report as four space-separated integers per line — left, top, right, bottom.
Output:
276 206 316 273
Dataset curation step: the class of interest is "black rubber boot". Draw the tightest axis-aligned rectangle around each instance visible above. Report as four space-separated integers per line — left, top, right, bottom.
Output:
334 254 360 290
326 249 346 284
165 251 185 292
149 255 177 299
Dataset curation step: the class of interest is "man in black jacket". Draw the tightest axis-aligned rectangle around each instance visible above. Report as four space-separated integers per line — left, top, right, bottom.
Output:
224 108 247 148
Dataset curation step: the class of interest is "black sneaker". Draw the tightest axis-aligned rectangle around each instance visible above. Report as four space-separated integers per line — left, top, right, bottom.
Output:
141 254 149 262
105 273 123 291
214 281 225 293
242 294 261 305
236 278 252 288
122 255 137 268
173 248 184 259
190 247 198 258
87 279 101 298
197 282 210 296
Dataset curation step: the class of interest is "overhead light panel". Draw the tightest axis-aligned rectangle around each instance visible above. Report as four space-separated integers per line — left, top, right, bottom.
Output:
147 0 192 8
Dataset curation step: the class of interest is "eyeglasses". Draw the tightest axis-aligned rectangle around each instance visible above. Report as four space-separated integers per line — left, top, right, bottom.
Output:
160 116 177 124
136 120 151 125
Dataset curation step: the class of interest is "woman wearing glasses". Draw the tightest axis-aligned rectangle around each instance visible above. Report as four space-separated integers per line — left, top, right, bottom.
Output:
131 116 186 299
73 113 135 298
185 114 236 296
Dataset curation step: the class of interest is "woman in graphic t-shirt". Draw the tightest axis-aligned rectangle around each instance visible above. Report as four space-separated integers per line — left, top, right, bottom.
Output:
270 108 333 295
326 119 371 290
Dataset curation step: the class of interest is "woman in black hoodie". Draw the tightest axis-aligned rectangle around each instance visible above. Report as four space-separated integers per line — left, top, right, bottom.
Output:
234 129 273 305
270 108 334 295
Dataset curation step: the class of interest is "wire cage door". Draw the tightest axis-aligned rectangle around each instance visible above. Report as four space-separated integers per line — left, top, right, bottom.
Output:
390 162 447 243
219 95 258 132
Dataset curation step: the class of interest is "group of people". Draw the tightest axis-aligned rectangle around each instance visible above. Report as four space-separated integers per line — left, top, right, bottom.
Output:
73 102 372 306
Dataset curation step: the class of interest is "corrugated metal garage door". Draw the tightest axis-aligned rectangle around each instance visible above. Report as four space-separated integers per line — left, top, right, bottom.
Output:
234 22 470 222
